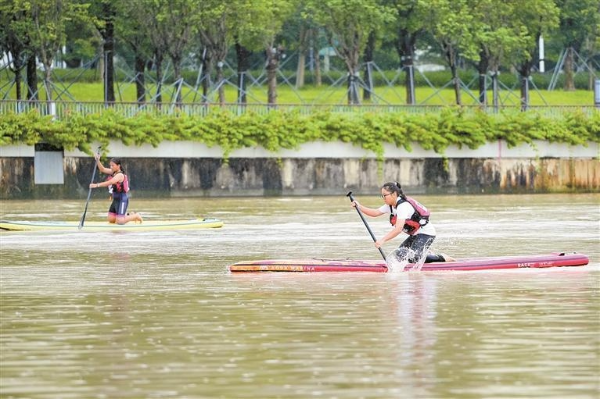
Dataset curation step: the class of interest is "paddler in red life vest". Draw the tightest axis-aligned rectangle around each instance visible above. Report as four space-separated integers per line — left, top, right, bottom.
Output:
89 155 143 225
351 182 454 264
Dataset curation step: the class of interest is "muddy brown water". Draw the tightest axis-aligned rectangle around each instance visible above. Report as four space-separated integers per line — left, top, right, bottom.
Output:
1 194 598 398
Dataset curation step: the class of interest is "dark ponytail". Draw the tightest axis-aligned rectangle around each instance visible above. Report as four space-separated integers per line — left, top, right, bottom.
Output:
382 181 405 198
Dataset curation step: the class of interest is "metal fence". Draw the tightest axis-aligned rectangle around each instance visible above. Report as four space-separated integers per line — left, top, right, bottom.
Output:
0 100 598 119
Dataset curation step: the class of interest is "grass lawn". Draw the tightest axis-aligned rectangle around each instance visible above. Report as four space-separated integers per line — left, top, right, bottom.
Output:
1 80 597 106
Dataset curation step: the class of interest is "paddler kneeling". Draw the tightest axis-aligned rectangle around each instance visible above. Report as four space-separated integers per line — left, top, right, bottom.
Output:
350 182 454 264
89 155 143 225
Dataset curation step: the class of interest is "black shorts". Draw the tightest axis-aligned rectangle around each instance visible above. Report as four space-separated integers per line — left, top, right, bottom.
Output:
108 193 129 217
395 234 436 263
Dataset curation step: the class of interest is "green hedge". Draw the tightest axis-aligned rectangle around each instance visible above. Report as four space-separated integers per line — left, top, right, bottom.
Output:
1 108 598 161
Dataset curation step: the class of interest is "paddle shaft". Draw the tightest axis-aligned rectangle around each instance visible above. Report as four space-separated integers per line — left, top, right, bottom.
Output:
347 192 387 261
78 147 101 229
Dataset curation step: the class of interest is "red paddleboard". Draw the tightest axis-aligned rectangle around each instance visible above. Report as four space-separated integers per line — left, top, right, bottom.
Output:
229 252 589 273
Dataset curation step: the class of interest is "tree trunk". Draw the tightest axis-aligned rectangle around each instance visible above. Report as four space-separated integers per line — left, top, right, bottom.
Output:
338 39 361 105
42 63 54 117
296 52 306 89
103 47 115 103
395 28 418 105
443 43 461 105
134 52 146 104
10 60 24 101
362 32 375 102
314 46 322 87
309 28 321 87
6 41 24 101
451 63 461 106
477 48 489 107
491 67 500 110
215 46 228 105
201 48 212 103
101 1 116 103
173 57 183 104
235 41 251 104
519 61 533 111
14 67 23 101
563 46 575 91
266 46 283 106
155 52 164 104
216 63 225 104
43 64 53 102
296 25 307 88
26 55 38 101
347 72 360 105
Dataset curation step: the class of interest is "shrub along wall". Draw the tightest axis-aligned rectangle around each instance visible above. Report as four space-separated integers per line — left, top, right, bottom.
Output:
1 108 599 162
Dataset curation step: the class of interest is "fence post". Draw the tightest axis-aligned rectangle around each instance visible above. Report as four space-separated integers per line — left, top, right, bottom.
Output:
594 79 600 109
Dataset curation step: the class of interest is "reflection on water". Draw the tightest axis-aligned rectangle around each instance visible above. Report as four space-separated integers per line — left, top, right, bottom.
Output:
1 194 599 398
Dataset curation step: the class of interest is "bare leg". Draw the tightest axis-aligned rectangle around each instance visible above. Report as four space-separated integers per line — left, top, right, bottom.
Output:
116 212 143 225
440 253 456 262
425 252 457 263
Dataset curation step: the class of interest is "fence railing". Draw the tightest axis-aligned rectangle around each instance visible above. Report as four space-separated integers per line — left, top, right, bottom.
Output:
0 100 598 119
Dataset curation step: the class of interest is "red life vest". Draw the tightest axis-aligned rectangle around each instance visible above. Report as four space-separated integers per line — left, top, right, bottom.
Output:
106 172 129 194
389 196 430 235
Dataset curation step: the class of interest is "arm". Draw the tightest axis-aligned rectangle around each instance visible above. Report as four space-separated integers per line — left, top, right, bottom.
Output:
374 202 413 248
95 154 113 175
89 172 123 189
375 223 405 248
351 201 384 217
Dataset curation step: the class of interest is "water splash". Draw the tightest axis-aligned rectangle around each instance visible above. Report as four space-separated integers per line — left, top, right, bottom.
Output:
385 248 430 273
385 249 409 273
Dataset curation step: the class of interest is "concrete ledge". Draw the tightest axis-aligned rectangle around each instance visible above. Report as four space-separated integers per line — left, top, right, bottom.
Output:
1 140 598 159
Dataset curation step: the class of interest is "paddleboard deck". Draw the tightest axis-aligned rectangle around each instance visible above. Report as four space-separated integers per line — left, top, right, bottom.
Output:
0 218 223 232
229 252 589 272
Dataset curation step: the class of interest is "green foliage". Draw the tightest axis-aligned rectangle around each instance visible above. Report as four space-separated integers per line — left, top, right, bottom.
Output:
1 109 598 162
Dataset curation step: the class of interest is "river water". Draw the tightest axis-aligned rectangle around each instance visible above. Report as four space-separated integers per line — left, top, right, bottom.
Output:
1 194 598 399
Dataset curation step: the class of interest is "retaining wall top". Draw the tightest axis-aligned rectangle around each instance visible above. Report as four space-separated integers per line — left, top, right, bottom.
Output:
1 140 598 159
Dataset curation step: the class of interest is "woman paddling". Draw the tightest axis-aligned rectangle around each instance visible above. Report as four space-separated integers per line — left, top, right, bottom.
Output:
89 155 142 225
351 182 453 264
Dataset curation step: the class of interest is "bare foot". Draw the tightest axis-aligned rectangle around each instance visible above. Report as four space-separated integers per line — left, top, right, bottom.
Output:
131 212 143 223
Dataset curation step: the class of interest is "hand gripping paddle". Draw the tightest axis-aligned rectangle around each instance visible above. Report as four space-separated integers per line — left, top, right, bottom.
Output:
347 192 387 261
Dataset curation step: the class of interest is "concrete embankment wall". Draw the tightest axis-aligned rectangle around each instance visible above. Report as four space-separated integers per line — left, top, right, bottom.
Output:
0 140 598 199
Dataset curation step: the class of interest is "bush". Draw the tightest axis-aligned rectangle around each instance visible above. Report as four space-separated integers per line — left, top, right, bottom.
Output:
1 108 598 161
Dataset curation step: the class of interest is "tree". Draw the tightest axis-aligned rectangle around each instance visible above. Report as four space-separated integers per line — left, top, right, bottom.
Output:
97 0 116 103
116 0 153 103
425 0 480 106
386 0 430 104
553 0 600 91
0 1 30 101
230 0 296 105
468 0 529 108
135 0 180 103
197 0 237 104
261 0 297 105
306 0 394 104
27 0 91 104
147 0 202 104
509 0 559 110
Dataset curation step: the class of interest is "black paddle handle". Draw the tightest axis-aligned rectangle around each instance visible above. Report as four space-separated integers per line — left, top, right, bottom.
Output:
78 146 102 229
347 192 387 261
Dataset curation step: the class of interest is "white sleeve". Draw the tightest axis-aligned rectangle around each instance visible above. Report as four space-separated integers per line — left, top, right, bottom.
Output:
378 204 391 214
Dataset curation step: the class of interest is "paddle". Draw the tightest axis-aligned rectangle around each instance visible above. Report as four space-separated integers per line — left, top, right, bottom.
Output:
78 146 102 230
347 191 387 261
